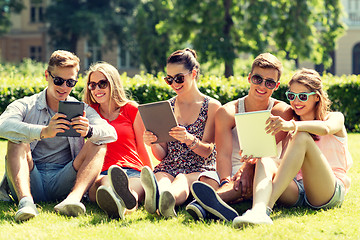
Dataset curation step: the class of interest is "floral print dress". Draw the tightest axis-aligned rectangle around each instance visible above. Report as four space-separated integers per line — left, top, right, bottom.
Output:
153 96 216 177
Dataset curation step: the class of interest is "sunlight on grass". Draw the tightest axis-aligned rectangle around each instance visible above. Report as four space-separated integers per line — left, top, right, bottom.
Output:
0 134 359 239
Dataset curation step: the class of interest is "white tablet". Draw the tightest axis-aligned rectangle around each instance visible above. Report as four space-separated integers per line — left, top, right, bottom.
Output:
234 110 277 158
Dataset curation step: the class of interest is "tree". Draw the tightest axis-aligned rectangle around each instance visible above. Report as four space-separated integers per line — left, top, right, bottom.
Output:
134 0 171 74
272 0 345 69
0 0 24 35
159 0 345 77
46 0 139 54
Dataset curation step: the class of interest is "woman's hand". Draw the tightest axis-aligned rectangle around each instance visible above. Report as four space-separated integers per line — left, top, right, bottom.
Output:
265 115 293 135
143 130 158 146
169 126 193 145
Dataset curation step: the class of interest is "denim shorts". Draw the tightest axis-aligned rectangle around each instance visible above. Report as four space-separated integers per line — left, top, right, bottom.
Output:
101 167 140 178
292 178 345 209
7 161 77 203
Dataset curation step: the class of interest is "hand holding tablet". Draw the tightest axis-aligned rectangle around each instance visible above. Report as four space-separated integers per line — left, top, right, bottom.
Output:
138 101 178 143
56 101 85 137
235 110 277 158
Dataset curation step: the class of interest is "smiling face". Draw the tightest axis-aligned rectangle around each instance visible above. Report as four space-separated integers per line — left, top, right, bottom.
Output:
288 82 319 120
248 66 280 101
165 63 194 95
89 71 110 105
45 66 78 111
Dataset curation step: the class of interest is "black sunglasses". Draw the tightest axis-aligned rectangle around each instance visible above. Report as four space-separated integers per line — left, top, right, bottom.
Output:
164 71 191 85
48 71 78 88
250 74 277 89
285 91 316 102
88 80 109 91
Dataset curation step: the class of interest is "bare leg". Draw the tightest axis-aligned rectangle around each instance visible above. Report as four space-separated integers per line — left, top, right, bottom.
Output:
269 132 336 208
199 176 220 191
168 172 200 205
129 178 144 203
216 182 243 203
88 175 108 202
6 142 33 202
155 172 174 193
64 141 107 202
250 157 278 213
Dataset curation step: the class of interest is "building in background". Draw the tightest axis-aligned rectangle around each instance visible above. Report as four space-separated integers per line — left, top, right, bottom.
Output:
0 0 359 76
0 0 140 76
295 0 360 75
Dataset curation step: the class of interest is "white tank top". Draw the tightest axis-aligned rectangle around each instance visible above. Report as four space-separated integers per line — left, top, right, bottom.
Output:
230 96 275 175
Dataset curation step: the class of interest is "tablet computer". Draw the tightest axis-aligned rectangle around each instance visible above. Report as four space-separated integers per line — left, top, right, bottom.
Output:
56 101 84 137
234 110 277 158
138 100 178 143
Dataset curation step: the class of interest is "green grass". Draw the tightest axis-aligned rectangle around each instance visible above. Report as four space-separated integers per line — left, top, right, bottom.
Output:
0 134 359 240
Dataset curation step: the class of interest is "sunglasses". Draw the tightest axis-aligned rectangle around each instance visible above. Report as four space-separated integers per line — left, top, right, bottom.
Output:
250 74 277 89
48 71 78 88
285 91 316 102
88 80 109 91
164 71 191 85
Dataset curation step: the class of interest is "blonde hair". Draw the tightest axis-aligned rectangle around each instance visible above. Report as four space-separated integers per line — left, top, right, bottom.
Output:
289 68 331 120
83 62 130 109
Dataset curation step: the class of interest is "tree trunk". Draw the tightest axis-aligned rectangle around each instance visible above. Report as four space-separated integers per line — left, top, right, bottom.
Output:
225 59 234 78
70 33 78 54
223 0 234 77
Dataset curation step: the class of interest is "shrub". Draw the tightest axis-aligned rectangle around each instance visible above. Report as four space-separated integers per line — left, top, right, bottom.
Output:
0 63 359 132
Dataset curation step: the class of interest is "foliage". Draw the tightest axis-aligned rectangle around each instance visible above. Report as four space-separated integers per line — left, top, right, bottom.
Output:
154 0 345 77
0 0 23 35
45 0 139 54
0 60 359 131
134 0 171 74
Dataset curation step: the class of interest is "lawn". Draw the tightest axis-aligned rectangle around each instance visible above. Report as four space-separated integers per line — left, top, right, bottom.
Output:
0 134 359 240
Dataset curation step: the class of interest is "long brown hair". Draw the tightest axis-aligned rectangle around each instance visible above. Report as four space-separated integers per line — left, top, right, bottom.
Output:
289 68 331 120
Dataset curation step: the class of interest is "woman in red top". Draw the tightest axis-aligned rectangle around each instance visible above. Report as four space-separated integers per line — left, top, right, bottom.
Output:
84 62 152 219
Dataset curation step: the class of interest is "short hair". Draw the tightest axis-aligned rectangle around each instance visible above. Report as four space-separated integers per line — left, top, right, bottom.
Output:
251 53 283 81
83 62 131 108
167 48 200 80
47 50 80 72
289 68 331 120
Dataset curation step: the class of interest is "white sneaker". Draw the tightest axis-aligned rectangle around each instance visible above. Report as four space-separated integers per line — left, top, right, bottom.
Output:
54 200 86 217
159 191 177 218
96 185 125 220
140 166 159 214
233 209 273 228
15 197 39 222
109 165 136 209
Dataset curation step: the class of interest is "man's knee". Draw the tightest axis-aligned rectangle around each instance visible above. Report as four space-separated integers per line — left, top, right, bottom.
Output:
83 141 107 155
73 142 107 170
6 141 33 169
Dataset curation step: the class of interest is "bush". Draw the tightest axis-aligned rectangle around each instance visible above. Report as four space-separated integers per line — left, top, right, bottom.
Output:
0 63 359 132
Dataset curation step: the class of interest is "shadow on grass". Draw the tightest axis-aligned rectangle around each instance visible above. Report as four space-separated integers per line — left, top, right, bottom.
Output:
0 198 321 228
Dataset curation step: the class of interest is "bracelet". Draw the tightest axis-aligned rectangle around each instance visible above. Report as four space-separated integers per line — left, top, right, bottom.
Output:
290 120 298 135
85 126 93 138
220 177 231 187
220 179 230 187
188 137 199 150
